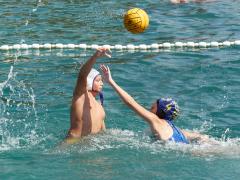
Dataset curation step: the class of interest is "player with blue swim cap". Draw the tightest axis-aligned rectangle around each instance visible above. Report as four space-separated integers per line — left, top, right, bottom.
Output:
156 98 180 120
101 64 209 144
156 98 188 143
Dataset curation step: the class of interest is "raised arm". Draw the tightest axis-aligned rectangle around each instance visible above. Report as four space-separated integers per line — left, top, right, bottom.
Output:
100 65 161 126
74 48 111 96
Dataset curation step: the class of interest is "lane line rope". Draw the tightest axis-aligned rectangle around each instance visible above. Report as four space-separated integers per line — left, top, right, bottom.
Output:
0 40 240 51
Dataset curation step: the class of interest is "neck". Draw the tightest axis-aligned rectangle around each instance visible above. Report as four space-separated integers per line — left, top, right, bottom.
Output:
89 90 98 97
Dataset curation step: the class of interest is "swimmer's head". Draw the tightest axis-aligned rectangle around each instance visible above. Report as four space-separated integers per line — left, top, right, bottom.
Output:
170 0 188 4
151 98 180 120
87 68 103 92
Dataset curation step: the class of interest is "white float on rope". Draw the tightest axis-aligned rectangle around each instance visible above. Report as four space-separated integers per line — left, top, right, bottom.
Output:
0 40 239 52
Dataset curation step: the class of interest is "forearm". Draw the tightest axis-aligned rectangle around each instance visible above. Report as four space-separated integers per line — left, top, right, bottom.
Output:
108 78 160 125
79 53 98 78
109 79 136 107
182 130 209 142
73 54 98 94
100 63 160 125
192 133 209 141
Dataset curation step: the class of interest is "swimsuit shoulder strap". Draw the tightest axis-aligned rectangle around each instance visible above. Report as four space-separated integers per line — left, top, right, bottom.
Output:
166 120 189 144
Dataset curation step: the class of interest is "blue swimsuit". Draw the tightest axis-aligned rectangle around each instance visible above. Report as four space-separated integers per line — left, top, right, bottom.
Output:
166 120 189 144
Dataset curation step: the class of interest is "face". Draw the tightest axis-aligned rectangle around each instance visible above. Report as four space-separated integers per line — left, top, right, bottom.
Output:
150 102 158 114
92 75 103 92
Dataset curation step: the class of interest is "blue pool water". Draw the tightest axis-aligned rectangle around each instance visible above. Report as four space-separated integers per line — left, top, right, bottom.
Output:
1 0 240 179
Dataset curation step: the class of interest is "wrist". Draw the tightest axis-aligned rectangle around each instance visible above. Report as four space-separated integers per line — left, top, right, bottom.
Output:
92 53 99 59
109 79 114 85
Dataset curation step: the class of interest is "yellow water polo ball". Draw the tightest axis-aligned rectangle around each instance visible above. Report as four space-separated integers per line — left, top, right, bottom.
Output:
124 8 149 34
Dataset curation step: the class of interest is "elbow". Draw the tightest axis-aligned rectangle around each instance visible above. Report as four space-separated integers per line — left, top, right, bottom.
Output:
124 98 135 108
78 71 85 79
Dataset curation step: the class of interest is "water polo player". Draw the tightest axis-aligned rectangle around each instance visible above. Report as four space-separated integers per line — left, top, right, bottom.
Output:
101 64 209 144
65 48 111 144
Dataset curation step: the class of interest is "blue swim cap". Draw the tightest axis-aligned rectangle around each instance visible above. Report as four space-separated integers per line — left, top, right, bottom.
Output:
156 98 180 120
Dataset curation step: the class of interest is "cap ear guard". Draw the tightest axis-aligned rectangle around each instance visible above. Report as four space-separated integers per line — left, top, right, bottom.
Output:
86 68 104 106
156 98 180 120
87 68 100 91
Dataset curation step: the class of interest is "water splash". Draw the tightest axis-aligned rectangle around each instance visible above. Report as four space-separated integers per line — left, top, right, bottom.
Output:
50 128 240 159
32 0 46 13
0 66 14 94
0 66 44 151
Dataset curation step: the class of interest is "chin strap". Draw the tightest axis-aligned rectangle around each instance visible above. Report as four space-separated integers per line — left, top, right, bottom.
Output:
92 86 104 106
99 92 104 106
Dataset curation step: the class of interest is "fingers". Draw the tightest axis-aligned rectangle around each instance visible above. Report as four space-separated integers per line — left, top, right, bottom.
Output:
100 64 110 75
105 53 111 58
97 47 112 58
107 66 110 73
100 64 108 73
103 48 111 58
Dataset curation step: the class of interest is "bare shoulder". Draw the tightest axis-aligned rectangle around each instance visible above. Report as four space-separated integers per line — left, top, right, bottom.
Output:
148 114 166 130
71 92 87 106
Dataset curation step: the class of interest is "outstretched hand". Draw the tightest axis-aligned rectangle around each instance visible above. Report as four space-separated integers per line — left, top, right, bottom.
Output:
100 64 113 83
94 47 112 58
